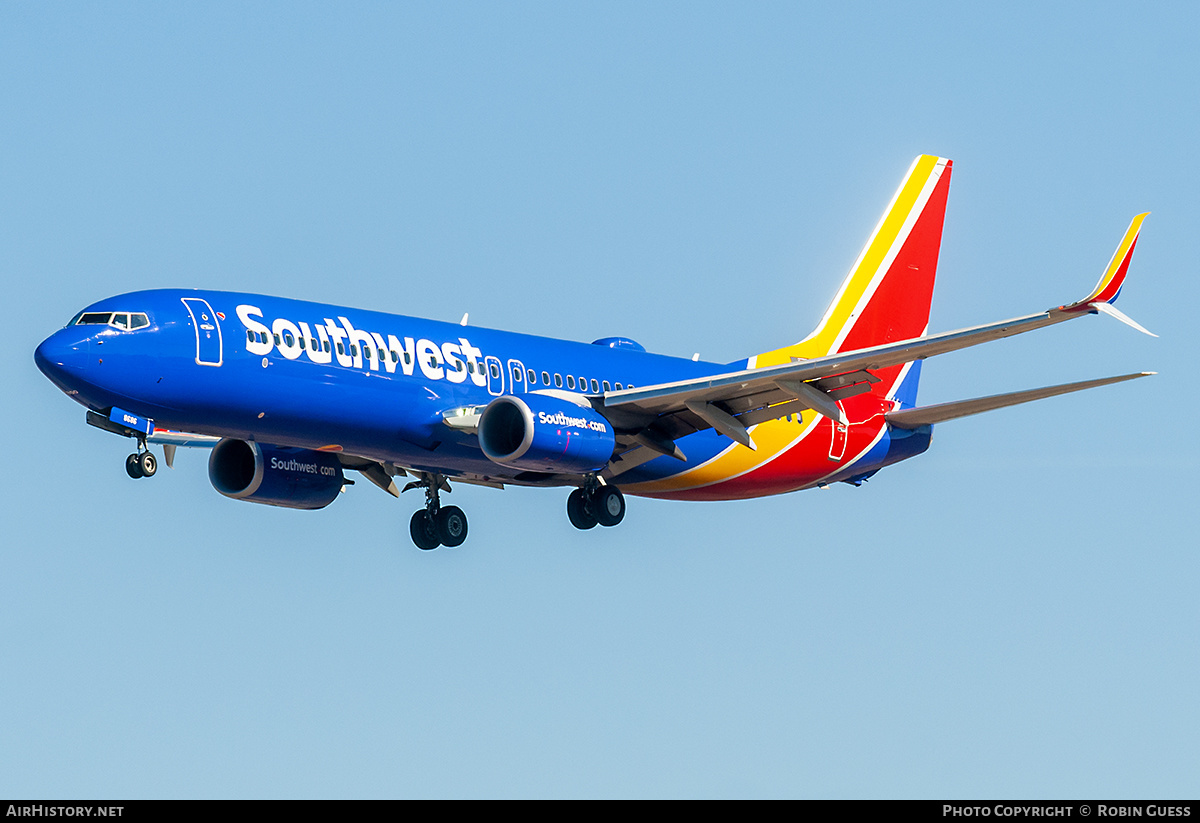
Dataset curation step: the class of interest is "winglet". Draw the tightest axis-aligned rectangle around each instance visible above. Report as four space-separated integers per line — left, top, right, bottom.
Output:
1063 213 1149 311
1090 301 1157 337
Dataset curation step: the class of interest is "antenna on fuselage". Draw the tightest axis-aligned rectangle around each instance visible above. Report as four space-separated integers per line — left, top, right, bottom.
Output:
460 313 469 326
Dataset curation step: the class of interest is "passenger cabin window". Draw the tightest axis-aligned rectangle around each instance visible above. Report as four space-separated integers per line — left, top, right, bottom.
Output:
603 380 611 392
566 376 575 389
554 374 563 388
489 363 500 379
590 379 600 393
542 371 550 385
527 369 535 384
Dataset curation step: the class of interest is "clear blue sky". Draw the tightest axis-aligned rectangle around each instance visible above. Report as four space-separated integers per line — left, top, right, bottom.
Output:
2 1 1197 798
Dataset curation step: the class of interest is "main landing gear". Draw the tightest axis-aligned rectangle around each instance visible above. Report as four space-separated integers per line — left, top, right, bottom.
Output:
124 440 157 479
401 475 625 548
567 482 626 530
404 473 467 550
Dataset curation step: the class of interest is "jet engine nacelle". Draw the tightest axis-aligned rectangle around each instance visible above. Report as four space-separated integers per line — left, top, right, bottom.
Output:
208 439 344 510
478 393 616 474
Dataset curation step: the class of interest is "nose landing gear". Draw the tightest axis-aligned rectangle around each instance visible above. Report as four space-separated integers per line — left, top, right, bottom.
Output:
404 473 468 550
567 482 625 531
124 440 158 479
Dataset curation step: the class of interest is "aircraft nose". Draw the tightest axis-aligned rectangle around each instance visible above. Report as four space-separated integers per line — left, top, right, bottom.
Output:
34 331 87 385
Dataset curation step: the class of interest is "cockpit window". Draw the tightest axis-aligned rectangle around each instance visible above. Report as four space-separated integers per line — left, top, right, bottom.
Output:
76 312 113 325
73 311 151 330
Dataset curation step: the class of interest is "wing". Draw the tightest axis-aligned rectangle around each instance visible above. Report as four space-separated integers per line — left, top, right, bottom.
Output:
885 372 1154 429
598 214 1152 475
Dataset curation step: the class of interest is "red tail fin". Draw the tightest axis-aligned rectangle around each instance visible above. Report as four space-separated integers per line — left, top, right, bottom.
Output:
755 155 953 367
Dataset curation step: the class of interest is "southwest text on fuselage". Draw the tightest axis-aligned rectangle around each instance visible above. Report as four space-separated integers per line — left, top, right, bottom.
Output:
236 304 487 386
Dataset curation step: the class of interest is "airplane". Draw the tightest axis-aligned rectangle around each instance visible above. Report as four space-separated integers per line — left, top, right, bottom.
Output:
34 155 1155 550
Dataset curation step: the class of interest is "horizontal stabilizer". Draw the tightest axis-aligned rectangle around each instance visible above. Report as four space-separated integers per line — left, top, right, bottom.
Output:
886 372 1153 429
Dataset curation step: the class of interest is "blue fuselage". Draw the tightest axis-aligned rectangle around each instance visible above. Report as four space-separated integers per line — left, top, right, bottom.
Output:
35 289 736 487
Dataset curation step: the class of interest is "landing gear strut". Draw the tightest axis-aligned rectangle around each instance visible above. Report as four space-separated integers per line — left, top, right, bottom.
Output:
567 481 625 531
404 473 468 550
